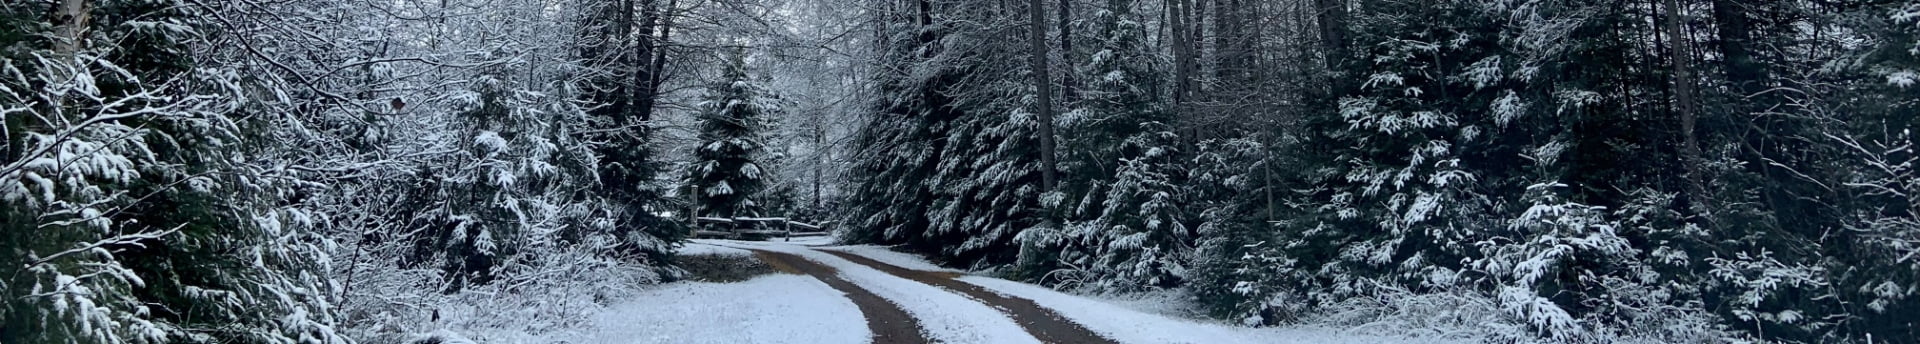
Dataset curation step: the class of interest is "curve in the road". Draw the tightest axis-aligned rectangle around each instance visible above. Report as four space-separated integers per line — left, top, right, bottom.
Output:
817 250 1120 344
750 249 934 344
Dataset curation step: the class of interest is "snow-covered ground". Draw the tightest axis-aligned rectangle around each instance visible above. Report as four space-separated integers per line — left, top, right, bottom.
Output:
582 274 868 344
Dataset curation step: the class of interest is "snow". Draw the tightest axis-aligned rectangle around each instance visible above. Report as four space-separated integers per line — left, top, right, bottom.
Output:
569 240 1471 344
411 330 480 344
956 276 1443 344
702 240 1042 344
675 242 752 257
1888 70 1917 88
776 235 836 246
583 274 868 344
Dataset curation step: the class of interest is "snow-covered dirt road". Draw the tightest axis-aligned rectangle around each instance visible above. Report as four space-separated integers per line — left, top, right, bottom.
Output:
749 248 932 343
814 250 1113 344
584 239 1455 344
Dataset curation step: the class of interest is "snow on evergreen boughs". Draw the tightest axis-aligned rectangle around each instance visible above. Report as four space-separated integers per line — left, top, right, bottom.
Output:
686 48 773 220
1832 130 1920 319
2 4 348 340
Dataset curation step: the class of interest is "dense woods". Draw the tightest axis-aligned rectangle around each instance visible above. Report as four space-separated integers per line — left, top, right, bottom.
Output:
2 0 1915 343
841 0 1919 342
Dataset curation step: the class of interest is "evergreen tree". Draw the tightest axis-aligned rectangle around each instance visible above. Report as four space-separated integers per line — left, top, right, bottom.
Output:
405 50 611 292
1040 0 1193 291
842 9 961 251
687 48 773 220
844 2 1049 268
1 1 345 342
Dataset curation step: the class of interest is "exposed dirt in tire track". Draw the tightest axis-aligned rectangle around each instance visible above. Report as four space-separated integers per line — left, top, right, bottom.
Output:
749 249 933 344
817 250 1119 344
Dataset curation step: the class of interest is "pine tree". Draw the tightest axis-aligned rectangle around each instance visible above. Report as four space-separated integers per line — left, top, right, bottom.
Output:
687 48 772 221
841 10 948 247
845 2 1050 268
1041 0 1192 291
1311 0 1504 296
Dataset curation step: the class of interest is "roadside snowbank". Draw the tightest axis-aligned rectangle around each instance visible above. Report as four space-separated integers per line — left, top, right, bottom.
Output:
676 242 753 256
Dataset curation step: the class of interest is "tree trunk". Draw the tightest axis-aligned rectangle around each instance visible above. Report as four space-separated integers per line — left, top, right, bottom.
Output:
634 0 657 122
813 119 825 210
21 0 94 158
1663 0 1717 225
1211 0 1232 84
1712 0 1764 91
1058 0 1078 102
1186 0 1203 96
639 0 678 123
1170 0 1192 106
1029 0 1061 192
49 0 92 57
1312 0 1347 72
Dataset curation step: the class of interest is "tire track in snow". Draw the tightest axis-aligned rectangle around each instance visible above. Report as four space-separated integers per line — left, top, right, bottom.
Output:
817 250 1119 344
750 249 934 344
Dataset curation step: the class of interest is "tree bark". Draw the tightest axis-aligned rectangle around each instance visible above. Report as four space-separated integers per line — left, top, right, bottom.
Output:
634 0 656 122
20 0 94 159
813 117 825 210
49 0 92 57
1170 0 1192 106
1211 0 1231 84
639 0 678 123
1312 0 1347 72
1189 0 1204 88
1058 0 1078 102
1663 0 1717 225
1029 0 1061 192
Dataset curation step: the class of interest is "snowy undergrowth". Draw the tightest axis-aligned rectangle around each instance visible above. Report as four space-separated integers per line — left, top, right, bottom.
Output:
338 246 662 344
1272 287 1735 344
1037 277 1732 344
1071 288 1209 318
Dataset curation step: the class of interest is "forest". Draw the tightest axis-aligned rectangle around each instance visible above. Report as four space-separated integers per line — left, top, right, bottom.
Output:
1 0 1916 343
